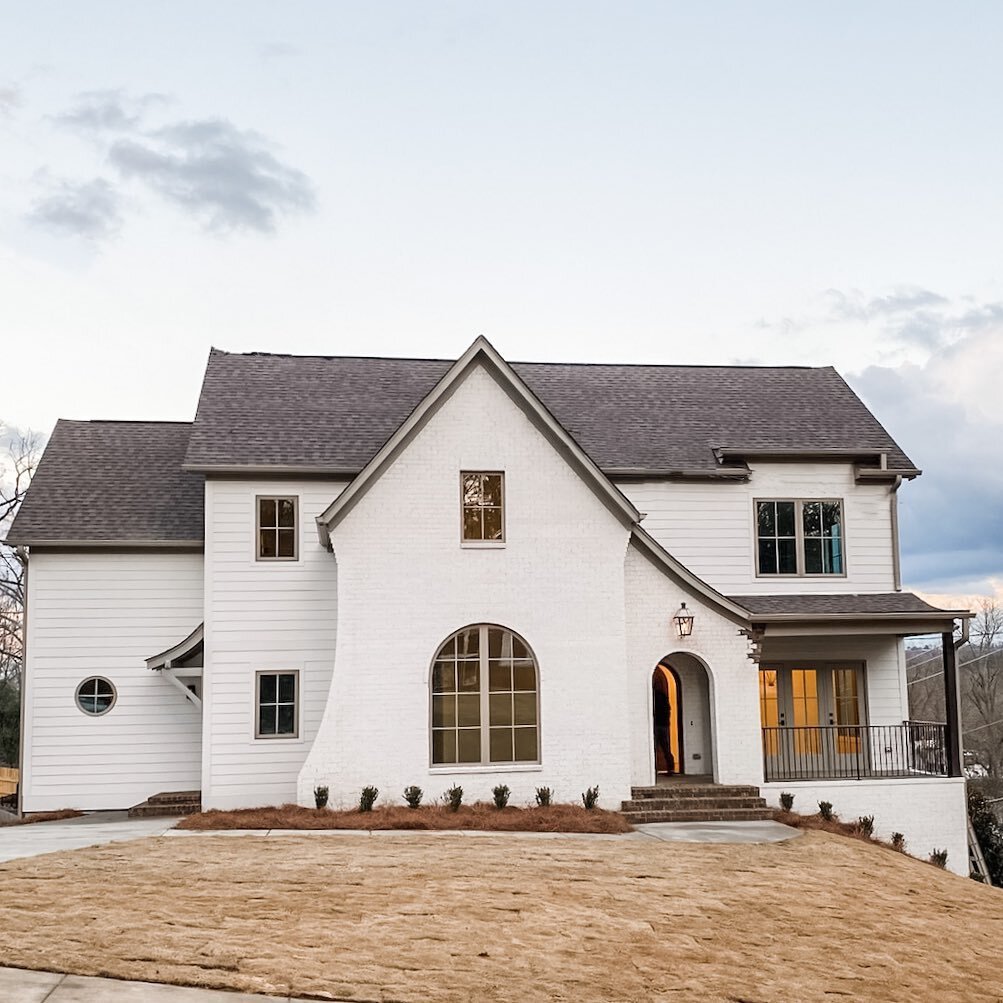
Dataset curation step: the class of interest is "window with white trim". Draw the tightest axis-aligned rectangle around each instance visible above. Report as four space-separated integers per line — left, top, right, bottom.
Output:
257 496 298 560
256 671 299 738
756 499 845 576
430 625 538 765
461 473 504 542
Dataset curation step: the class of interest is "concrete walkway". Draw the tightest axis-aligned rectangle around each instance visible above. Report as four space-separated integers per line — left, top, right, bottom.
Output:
0 967 308 1002
0 813 174 863
635 819 800 843
0 812 800 863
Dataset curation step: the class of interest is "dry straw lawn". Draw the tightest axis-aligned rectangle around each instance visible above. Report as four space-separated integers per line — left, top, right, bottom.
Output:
178 802 632 833
0 829 1001 1002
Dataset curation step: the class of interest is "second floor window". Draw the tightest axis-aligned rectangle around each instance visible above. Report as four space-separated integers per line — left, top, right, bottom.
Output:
757 499 844 576
461 472 504 542
257 496 298 560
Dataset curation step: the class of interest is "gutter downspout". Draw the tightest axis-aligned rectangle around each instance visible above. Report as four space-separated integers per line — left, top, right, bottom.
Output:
14 547 27 818
889 475 903 592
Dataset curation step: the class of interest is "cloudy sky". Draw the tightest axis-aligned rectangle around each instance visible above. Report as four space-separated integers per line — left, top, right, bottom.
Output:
1 2 1001 601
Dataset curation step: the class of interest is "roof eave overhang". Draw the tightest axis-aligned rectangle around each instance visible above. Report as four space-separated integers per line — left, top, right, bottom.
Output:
315 336 642 547
7 538 205 550
854 467 923 483
754 611 971 639
750 608 972 623
181 464 360 477
714 447 921 481
146 622 204 670
608 467 751 482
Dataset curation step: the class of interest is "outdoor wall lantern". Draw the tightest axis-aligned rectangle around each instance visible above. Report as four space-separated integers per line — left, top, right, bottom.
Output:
672 602 695 638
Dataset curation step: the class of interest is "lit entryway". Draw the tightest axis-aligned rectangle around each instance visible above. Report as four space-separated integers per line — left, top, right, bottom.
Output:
651 653 714 782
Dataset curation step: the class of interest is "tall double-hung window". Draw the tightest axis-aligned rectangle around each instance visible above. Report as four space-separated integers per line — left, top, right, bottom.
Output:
756 500 844 576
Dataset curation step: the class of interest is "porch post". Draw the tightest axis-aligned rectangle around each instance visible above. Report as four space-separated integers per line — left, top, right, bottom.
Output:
941 630 963 778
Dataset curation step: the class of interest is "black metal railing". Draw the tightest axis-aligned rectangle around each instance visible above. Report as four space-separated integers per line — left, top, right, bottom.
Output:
761 721 948 782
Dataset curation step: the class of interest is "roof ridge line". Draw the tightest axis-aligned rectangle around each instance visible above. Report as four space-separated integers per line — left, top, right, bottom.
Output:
208 347 829 371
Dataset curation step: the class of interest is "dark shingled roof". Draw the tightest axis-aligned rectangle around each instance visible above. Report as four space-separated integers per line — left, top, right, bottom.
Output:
6 421 204 545
183 349 916 473
731 593 960 617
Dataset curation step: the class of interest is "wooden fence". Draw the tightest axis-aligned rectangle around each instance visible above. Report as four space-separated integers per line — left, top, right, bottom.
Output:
0 768 18 796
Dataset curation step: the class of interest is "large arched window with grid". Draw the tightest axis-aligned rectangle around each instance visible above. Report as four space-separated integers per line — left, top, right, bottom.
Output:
430 625 539 766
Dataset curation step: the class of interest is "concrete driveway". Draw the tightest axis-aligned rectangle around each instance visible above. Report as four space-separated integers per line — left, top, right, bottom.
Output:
0 967 310 1002
0 812 173 863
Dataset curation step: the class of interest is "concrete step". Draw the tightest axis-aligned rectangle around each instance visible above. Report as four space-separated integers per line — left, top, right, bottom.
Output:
621 796 768 812
622 807 776 824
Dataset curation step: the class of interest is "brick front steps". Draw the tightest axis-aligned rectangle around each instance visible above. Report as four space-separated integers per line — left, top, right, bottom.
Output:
621 784 773 824
127 791 202 819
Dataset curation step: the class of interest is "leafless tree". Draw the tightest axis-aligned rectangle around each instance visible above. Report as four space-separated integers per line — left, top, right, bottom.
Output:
962 597 1003 776
0 430 41 685
907 598 1003 776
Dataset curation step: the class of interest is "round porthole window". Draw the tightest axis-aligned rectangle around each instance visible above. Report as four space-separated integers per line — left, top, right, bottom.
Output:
75 677 116 716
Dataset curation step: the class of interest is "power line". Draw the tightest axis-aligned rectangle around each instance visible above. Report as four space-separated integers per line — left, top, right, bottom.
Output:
907 648 1000 687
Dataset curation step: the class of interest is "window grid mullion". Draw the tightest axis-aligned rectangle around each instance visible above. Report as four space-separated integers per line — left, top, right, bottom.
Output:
480 625 489 766
795 501 804 575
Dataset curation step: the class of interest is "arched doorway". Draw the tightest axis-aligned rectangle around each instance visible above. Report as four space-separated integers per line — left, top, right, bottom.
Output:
651 653 715 782
652 664 684 776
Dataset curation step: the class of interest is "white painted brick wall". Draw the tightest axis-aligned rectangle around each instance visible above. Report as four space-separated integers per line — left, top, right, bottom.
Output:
761 778 969 876
298 363 635 809
624 543 763 787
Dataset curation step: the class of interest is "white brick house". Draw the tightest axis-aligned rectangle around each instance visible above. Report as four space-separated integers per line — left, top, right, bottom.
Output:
6 337 972 872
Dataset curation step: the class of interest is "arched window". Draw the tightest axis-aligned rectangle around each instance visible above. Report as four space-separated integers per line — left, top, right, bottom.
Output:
430 625 539 766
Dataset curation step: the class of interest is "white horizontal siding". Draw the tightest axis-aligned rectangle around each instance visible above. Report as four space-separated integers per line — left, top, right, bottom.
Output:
23 551 204 812
618 461 896 594
203 479 345 809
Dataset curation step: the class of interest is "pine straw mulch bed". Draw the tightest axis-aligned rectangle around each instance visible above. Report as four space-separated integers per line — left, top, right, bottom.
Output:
771 808 947 866
177 802 633 833
0 828 1001 1001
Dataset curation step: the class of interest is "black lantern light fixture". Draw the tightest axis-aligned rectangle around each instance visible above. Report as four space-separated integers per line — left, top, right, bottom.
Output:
672 602 695 638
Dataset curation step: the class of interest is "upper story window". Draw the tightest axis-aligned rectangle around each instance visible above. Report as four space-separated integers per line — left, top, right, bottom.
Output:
756 499 844 576
461 472 504 542
257 496 298 560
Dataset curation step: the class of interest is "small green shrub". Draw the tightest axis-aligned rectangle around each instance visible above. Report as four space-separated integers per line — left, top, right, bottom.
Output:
492 784 511 809
856 815 875 836
929 848 948 869
445 785 463 812
313 785 329 809
779 792 794 812
403 785 424 809
535 786 553 808
817 800 834 821
359 786 379 812
891 832 905 851
582 785 600 810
